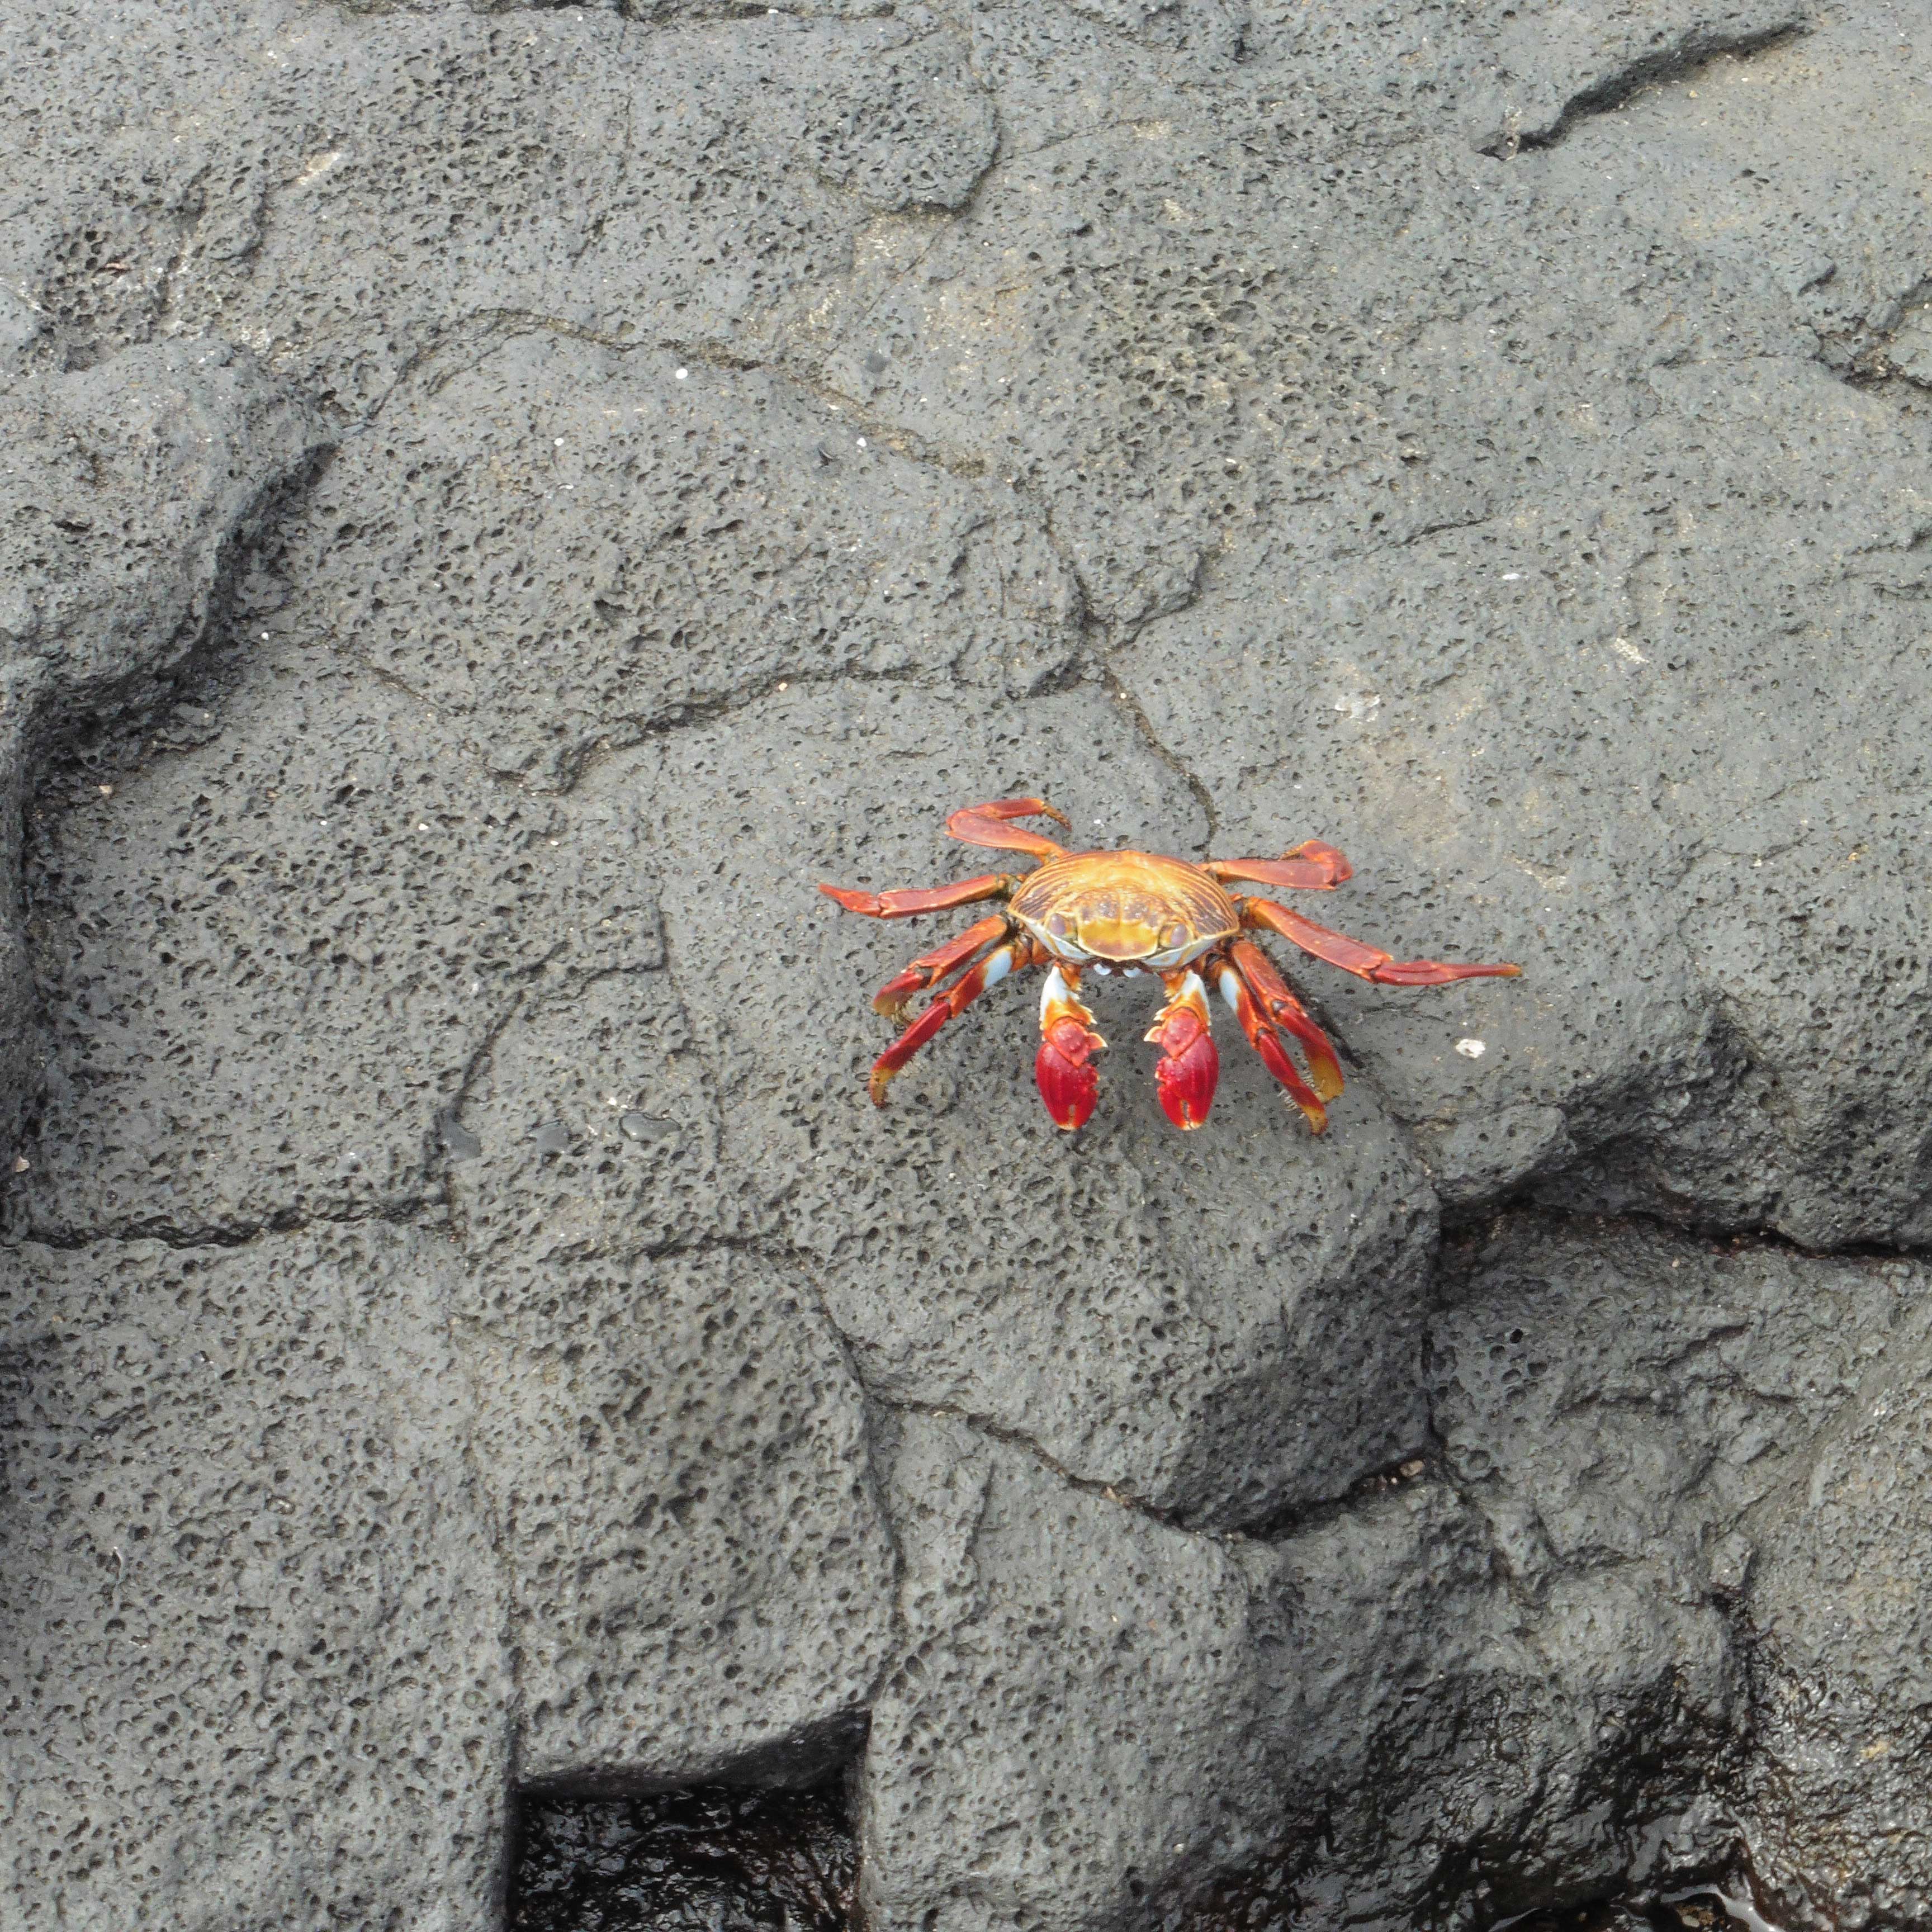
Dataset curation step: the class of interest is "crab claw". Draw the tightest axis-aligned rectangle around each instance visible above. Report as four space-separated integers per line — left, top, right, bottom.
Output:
1038 1018 1101 1130
1037 965 1104 1131
1147 970 1218 1131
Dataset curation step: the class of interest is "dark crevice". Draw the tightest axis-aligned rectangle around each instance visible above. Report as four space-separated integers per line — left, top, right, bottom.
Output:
1481 19 1808 158
372 314 995 486
884 1392 1201 1536
645 1222 1257 1545
5 1192 439 1254
1496 1862 1787 1932
1242 1446 1438 1546
557 662 949 795
1096 657 1221 855
1033 504 1223 857
1437 1194 1932 1273
433 984 534 1250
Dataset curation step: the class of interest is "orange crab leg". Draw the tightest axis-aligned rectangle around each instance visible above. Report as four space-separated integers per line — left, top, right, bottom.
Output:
1206 839 1355 893
1146 969 1219 1131
1227 939 1345 1103
870 913 1012 1018
1215 956 1329 1133
945 796 1072 861
819 873 1015 920
869 936 1035 1106
1037 964 1106 1131
1242 898 1521 986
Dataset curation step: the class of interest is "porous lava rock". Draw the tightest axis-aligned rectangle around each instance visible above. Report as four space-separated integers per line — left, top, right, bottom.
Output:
3 0 1931 1926
0 340 327 1158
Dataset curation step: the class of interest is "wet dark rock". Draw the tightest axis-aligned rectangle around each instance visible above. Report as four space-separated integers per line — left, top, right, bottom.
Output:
1500 1889 1771 1932
2 0 1931 1925
511 1781 856 1932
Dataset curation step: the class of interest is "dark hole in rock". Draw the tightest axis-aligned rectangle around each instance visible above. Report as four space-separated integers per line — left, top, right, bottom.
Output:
508 1778 856 1931
1498 1879 1778 1932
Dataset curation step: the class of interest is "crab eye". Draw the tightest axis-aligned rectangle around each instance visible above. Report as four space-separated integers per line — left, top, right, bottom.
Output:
1046 913 1069 938
1161 922 1188 950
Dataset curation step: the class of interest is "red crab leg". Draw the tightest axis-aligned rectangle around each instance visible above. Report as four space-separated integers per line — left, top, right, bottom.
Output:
868 936 1035 1107
1206 839 1355 893
1215 956 1329 1133
1145 969 1219 1131
1242 898 1522 986
1228 939 1345 1103
819 874 1014 920
1037 964 1105 1131
870 913 1012 1018
946 797 1071 861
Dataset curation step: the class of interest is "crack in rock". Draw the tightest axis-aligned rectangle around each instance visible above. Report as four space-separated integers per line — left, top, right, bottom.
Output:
1481 13 1810 156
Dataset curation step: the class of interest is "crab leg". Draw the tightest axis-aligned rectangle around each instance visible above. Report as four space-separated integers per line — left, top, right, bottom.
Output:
1037 964 1106 1131
946 796 1072 861
1228 939 1345 1103
1145 969 1219 1131
870 913 1012 1018
1206 839 1355 893
819 873 1014 920
1242 898 1521 986
1215 957 1329 1133
868 936 1035 1107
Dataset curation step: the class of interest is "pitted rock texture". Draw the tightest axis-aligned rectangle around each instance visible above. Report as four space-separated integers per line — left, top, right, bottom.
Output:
0 340 326 1157
859 1211 1932 1930
0 1225 508 1930
4 0 1932 1928
631 680 1442 1529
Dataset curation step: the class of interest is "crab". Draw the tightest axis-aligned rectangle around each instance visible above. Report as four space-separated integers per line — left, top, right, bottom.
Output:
820 797 1521 1133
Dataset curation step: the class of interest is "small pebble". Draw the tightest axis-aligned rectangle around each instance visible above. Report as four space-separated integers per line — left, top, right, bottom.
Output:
1455 1038 1487 1059
621 1113 675 1143
532 1121 574 1155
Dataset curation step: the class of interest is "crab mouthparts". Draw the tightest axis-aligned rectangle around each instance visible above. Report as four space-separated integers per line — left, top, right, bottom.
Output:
1075 916 1167 965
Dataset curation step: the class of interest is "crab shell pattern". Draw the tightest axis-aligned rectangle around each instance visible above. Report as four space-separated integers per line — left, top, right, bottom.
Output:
820 798 1521 1133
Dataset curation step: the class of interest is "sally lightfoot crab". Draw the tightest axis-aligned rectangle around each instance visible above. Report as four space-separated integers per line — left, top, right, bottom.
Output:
820 798 1520 1133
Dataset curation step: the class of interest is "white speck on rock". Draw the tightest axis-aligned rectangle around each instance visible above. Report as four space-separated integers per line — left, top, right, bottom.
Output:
1455 1038 1487 1059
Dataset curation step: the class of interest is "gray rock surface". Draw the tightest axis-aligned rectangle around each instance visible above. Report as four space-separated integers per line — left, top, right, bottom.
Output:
860 1218 1932 1929
633 680 1442 1528
1739 1297 1932 1931
0 1224 508 1931
0 341 327 1158
3 0 1932 1926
